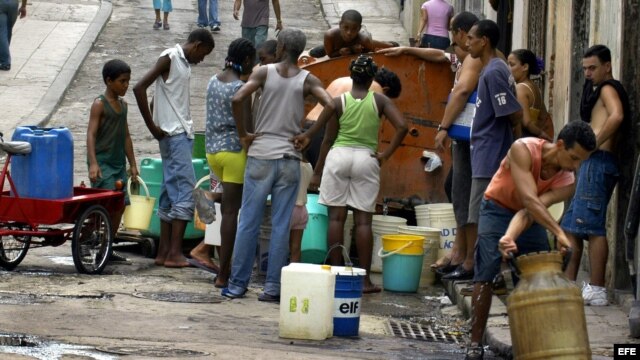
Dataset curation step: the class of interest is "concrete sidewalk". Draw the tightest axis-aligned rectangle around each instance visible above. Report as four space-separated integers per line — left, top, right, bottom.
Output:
0 0 110 136
0 0 635 358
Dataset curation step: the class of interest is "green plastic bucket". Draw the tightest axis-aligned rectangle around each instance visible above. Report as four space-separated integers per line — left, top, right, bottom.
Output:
193 131 206 159
139 157 210 239
379 247 423 293
301 193 328 264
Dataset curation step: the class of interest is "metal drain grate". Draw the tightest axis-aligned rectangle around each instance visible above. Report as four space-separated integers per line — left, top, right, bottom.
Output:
132 291 224 303
386 319 462 344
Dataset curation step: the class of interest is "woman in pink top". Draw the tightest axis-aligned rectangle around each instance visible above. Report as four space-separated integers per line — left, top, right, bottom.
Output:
417 0 453 50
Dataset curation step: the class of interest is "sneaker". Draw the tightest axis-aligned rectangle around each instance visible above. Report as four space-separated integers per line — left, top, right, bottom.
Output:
163 22 170 30
258 292 280 303
0 64 10 71
465 342 484 360
197 23 206 28
582 283 608 306
221 287 246 299
153 20 162 30
492 273 508 295
211 25 220 32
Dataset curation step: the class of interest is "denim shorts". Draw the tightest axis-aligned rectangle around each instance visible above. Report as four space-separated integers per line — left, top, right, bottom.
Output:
473 199 550 282
561 150 619 238
157 133 196 222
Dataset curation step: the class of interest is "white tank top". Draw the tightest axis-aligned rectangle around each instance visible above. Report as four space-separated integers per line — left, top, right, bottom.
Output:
153 45 194 138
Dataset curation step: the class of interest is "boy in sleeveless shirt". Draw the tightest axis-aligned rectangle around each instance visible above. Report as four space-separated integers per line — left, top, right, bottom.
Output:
133 29 215 268
87 59 138 240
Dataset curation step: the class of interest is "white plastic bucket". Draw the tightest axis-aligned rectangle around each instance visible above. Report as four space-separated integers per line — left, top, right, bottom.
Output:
398 225 440 286
371 215 407 273
123 176 156 231
203 203 222 246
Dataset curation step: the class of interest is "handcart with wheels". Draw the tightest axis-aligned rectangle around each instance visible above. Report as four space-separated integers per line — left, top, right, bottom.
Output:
0 134 124 274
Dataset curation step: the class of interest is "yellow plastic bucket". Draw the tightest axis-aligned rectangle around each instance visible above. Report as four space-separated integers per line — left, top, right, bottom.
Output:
381 234 424 255
123 176 155 231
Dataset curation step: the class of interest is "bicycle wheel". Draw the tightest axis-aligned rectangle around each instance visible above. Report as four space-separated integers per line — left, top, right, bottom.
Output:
72 205 113 274
0 224 31 270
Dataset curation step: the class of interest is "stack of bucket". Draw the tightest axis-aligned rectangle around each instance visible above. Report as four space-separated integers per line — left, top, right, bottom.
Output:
414 203 456 260
371 215 407 272
398 225 440 286
279 263 366 340
378 234 424 292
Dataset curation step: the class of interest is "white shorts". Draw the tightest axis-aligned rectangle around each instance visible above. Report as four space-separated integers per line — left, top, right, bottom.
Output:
319 146 380 212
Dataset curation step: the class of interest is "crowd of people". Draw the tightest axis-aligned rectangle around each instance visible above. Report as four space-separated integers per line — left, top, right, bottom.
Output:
80 2 629 359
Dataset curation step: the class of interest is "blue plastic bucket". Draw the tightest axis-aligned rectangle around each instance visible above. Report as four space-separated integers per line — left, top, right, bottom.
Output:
379 248 423 293
331 266 366 337
301 193 328 264
11 126 73 199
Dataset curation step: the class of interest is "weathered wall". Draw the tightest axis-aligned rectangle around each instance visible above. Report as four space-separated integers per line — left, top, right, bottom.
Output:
619 0 640 293
401 0 423 43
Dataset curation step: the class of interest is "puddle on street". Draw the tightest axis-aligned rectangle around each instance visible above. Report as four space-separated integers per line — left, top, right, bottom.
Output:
0 334 116 360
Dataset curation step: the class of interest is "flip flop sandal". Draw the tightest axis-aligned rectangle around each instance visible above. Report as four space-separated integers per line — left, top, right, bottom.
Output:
186 258 218 274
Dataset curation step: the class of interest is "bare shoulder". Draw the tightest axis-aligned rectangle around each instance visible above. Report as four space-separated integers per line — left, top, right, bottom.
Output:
462 56 483 72
599 83 623 101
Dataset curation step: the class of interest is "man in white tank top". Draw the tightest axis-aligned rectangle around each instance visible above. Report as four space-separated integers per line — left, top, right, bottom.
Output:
222 28 334 302
133 29 214 268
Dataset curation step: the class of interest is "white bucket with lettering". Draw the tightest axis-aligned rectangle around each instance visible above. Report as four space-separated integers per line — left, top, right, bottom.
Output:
371 215 407 273
398 225 440 286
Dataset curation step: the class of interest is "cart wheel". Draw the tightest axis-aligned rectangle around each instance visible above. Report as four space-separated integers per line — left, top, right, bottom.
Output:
72 205 112 274
140 237 157 259
0 224 31 271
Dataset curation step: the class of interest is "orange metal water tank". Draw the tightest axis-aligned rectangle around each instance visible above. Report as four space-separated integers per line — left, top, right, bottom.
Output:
301 54 455 206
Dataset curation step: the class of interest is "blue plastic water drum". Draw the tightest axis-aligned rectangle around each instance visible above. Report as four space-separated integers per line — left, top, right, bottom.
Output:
332 266 366 337
301 193 329 264
447 91 477 141
11 126 73 199
381 251 424 293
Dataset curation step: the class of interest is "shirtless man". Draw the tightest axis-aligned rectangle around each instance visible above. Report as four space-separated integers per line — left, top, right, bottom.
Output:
309 9 396 58
562 44 630 306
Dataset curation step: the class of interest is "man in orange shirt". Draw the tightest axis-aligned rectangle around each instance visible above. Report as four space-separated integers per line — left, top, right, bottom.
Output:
465 120 595 359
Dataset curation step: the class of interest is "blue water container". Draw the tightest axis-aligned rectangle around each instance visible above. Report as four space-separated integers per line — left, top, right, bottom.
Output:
11 126 74 199
331 266 366 337
447 91 477 141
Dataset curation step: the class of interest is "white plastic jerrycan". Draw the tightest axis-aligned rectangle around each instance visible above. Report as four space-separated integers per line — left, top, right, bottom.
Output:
279 263 336 340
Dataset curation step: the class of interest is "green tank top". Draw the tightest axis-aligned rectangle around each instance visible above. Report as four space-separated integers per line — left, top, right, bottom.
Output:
333 91 379 152
92 95 127 166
